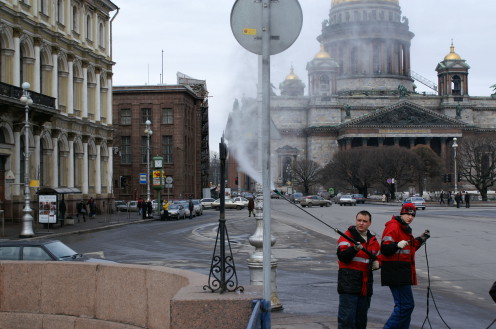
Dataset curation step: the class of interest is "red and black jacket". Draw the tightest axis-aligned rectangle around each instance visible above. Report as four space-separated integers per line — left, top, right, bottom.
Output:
380 216 424 286
337 226 380 296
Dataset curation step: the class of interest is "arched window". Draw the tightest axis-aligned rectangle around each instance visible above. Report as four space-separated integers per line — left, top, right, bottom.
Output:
72 6 79 33
451 75 461 95
98 22 105 48
86 14 92 41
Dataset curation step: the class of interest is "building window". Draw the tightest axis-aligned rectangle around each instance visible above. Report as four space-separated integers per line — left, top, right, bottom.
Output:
141 108 151 123
120 108 131 125
72 6 79 33
161 108 173 124
57 0 64 24
40 0 48 15
141 136 149 164
162 135 173 163
98 21 105 48
86 14 92 40
121 136 131 164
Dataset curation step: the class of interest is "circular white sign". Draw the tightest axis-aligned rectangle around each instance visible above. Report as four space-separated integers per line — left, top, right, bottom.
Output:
165 176 173 184
231 0 303 55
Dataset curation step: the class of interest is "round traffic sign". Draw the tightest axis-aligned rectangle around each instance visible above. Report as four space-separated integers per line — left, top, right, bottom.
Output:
230 0 303 55
165 176 173 184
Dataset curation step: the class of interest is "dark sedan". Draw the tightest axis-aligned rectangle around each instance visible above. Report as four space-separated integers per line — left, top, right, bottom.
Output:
0 240 112 262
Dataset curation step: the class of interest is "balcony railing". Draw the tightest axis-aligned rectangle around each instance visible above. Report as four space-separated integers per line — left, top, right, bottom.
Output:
0 81 56 108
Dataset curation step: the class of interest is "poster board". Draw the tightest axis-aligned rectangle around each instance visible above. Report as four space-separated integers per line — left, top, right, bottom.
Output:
39 194 57 224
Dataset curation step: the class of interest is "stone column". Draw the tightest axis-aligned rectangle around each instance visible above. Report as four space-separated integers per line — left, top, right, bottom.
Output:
33 39 41 93
68 138 75 188
51 47 59 108
67 56 74 115
13 30 21 86
95 68 101 122
82 139 89 194
82 63 88 118
95 140 102 195
106 72 113 124
107 142 113 194
51 135 59 187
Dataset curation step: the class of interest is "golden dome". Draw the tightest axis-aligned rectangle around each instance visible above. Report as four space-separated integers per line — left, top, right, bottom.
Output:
315 43 331 59
444 42 462 60
285 65 299 80
332 0 399 6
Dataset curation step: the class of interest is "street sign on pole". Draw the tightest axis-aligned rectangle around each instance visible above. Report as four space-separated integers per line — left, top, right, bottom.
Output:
139 173 147 184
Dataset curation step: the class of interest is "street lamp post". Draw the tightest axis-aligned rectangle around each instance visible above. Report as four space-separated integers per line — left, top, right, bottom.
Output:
144 120 153 203
452 137 458 194
20 82 34 238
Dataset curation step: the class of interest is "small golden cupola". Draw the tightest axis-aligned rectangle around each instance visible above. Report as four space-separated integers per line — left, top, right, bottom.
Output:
444 41 462 61
280 65 305 97
314 43 331 59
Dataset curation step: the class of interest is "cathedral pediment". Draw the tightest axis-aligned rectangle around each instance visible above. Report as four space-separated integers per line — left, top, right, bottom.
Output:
341 100 466 128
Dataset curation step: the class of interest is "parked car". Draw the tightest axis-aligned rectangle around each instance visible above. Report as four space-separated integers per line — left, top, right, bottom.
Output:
289 192 304 203
233 197 249 207
270 192 281 199
114 200 126 212
338 195 357 206
117 201 139 212
200 198 215 209
317 191 331 200
403 197 426 210
173 200 193 217
211 198 245 210
167 204 186 220
192 199 203 216
352 194 366 204
0 240 113 262
300 195 332 207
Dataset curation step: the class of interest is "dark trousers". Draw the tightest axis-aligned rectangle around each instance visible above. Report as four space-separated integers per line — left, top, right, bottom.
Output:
338 294 371 329
384 285 415 329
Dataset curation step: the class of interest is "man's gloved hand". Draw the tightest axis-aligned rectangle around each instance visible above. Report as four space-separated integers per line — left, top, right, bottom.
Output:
372 260 380 270
420 229 430 242
353 243 363 251
397 240 409 249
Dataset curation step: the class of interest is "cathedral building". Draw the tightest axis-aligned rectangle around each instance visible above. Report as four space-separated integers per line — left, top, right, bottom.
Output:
227 0 496 191
0 0 118 221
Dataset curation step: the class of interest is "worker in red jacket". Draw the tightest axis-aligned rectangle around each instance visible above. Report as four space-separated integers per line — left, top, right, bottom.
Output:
337 210 381 329
381 203 430 329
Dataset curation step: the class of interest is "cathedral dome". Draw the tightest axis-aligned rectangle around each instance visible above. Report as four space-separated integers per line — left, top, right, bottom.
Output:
285 65 299 80
315 43 331 59
444 43 462 60
331 0 399 6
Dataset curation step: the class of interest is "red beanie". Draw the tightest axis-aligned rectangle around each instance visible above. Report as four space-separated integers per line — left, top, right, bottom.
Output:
400 203 416 216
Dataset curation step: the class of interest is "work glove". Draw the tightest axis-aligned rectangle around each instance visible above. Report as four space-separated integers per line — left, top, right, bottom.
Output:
353 243 363 251
420 229 430 242
397 240 409 249
372 260 380 270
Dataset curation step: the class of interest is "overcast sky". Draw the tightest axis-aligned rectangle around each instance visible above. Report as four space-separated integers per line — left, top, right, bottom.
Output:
111 0 496 152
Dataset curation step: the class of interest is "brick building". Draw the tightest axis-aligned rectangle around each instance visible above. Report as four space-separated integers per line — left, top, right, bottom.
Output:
112 74 209 202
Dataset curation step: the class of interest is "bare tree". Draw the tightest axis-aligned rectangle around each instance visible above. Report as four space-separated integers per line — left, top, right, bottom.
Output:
291 158 321 195
321 148 376 197
411 144 444 195
458 136 496 201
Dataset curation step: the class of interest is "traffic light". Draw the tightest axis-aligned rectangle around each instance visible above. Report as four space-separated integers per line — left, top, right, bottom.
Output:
120 176 127 188
235 177 238 185
443 174 451 183
457 173 462 182
447 174 451 183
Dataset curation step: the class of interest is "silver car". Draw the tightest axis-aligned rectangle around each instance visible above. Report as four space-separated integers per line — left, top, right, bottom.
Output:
300 195 332 207
192 199 203 216
167 204 186 220
338 195 357 206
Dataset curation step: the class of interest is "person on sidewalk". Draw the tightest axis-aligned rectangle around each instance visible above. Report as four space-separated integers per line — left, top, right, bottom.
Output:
146 199 153 219
464 192 470 208
380 203 430 329
87 197 96 217
490 281 496 303
137 198 143 216
439 191 445 204
59 199 67 226
454 192 462 208
248 197 255 217
337 210 380 329
188 198 194 219
162 200 170 221
76 200 86 222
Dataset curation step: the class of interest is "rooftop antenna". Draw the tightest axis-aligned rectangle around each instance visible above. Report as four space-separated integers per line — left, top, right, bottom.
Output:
161 49 164 84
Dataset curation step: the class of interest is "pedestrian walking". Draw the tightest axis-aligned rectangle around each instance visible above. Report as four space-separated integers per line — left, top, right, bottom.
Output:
447 192 452 206
76 200 86 222
248 197 255 217
59 199 67 226
455 192 462 208
439 191 445 204
146 199 153 218
337 210 380 329
161 200 170 221
137 197 143 216
380 203 430 329
464 192 470 208
188 198 194 219
87 197 96 217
